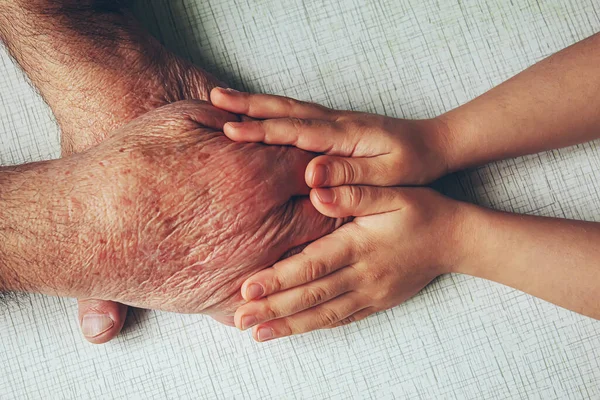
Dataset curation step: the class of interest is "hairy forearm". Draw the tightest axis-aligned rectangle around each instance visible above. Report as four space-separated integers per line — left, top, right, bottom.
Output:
0 0 218 153
454 205 600 319
0 158 87 295
442 32 600 171
0 0 154 101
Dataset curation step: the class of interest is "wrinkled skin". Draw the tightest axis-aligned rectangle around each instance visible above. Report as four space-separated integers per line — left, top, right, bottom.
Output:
0 0 329 336
68 100 340 319
59 52 221 154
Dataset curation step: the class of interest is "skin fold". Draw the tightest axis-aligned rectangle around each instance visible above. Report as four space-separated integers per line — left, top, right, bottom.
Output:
0 101 340 320
0 0 234 342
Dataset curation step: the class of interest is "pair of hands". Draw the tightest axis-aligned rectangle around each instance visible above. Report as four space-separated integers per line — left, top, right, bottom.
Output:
52 42 459 343
30 3 597 343
0 0 467 343
209 88 466 341
5 0 600 347
0 98 344 326
63 83 461 344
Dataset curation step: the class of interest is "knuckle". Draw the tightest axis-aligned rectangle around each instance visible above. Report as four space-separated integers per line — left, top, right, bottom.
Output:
269 272 285 292
319 307 342 326
369 280 394 302
270 265 287 291
340 159 357 184
300 286 329 308
257 300 278 320
331 120 347 134
286 98 300 113
242 94 254 114
348 234 373 256
314 103 334 116
278 318 295 336
334 111 357 125
255 119 268 131
338 315 357 326
302 258 327 282
347 186 364 209
288 117 306 131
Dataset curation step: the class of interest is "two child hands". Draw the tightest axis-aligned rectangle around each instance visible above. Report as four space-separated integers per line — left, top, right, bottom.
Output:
211 87 466 342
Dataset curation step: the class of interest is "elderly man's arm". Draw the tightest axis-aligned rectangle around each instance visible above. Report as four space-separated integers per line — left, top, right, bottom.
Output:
0 0 226 343
0 160 85 296
0 0 221 153
0 101 339 338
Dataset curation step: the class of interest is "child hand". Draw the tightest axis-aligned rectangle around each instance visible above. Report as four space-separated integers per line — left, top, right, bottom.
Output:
210 88 453 186
233 186 467 341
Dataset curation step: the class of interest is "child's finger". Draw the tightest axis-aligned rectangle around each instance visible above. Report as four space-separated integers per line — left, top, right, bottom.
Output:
250 292 367 341
223 119 359 156
306 155 394 187
310 185 410 217
240 229 358 301
235 267 356 330
210 87 336 120
326 307 377 329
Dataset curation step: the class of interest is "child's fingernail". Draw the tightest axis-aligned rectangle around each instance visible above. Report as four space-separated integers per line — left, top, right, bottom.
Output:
257 327 274 342
217 87 240 93
315 188 335 204
241 315 258 330
246 283 264 300
311 164 328 186
225 122 242 130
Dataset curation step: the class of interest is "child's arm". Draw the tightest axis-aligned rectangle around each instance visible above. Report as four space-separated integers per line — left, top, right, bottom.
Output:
211 32 600 181
442 31 600 171
233 187 600 341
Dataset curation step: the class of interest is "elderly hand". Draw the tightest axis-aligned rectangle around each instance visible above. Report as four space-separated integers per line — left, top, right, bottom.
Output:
0 0 237 342
0 101 340 325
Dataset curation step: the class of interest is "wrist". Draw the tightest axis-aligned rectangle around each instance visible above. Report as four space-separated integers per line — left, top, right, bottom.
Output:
434 107 473 174
446 201 490 276
0 158 88 295
413 116 459 181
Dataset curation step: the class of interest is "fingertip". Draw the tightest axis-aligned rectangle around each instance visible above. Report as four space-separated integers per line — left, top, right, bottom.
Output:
240 279 265 302
223 121 242 140
233 308 245 330
78 300 127 345
210 87 243 110
313 188 335 204
253 325 276 342
306 159 329 187
310 189 346 218
240 279 252 302
304 164 313 187
211 86 239 97
209 87 226 105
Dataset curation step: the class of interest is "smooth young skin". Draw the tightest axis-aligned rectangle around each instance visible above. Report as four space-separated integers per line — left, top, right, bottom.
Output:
211 89 451 187
212 31 600 341
235 186 464 341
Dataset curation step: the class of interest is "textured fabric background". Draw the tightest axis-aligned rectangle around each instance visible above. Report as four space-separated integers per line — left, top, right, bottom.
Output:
0 1 599 398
